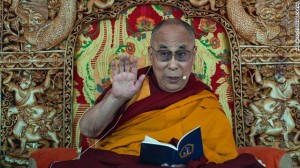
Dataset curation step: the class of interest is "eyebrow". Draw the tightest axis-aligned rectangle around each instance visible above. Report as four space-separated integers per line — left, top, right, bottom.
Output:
158 44 168 49
178 45 187 49
158 44 187 50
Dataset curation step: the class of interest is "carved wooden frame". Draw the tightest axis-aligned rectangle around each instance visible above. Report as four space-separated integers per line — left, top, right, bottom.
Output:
64 0 242 147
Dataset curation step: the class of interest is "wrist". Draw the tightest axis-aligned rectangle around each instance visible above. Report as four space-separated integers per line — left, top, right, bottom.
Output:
108 90 128 105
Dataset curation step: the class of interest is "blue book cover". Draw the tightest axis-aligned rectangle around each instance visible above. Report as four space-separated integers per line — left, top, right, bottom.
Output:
139 127 204 166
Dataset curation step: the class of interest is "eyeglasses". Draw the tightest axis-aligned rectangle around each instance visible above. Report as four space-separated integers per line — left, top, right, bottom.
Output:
150 46 194 62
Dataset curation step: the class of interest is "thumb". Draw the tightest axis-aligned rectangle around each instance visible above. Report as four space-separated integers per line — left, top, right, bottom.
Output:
134 74 146 89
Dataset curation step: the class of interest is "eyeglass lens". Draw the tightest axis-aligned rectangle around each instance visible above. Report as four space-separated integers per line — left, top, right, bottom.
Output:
157 50 190 62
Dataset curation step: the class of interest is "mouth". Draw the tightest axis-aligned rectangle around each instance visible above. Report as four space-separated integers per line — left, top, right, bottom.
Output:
167 76 180 83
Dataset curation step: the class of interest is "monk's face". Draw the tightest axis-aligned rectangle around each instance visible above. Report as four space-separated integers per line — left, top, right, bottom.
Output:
149 24 196 92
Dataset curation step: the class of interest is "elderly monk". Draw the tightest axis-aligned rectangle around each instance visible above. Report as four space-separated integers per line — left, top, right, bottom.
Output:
50 19 264 168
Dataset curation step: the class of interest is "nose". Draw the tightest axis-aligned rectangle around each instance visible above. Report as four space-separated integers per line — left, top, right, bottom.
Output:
167 54 179 70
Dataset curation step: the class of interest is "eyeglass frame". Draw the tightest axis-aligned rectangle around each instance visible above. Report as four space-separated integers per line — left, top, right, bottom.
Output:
150 46 196 62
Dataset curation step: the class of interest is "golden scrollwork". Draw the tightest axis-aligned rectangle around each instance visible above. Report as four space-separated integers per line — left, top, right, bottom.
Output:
0 52 65 68
241 47 300 63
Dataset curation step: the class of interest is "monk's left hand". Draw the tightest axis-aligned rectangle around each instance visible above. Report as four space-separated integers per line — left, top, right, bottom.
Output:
111 55 145 101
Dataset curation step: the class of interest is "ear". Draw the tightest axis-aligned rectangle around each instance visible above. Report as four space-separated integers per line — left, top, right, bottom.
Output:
192 46 197 63
194 46 197 52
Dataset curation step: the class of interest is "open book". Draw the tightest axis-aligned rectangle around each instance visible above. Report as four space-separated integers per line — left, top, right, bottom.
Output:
139 127 203 166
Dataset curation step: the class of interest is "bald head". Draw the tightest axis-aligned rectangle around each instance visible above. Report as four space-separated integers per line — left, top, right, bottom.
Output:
150 18 195 45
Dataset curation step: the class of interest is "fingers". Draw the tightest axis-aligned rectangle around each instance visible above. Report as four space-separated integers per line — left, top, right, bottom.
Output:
125 55 130 72
120 55 131 73
111 55 139 75
111 60 117 77
134 74 146 89
118 56 125 73
132 57 138 76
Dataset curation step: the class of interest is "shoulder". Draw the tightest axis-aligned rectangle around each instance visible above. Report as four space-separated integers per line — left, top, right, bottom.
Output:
176 90 222 110
195 90 221 109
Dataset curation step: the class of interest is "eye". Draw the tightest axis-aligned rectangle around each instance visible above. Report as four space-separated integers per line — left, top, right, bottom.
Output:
157 50 172 61
175 50 189 61
159 50 171 57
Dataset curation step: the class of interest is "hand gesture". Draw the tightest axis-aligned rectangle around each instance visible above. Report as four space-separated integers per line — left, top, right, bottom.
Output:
111 55 145 101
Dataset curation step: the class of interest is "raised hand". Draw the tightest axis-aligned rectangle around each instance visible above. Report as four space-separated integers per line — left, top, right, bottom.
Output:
111 55 145 101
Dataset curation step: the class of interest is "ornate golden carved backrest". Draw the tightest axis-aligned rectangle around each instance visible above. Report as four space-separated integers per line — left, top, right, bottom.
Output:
1 0 300 167
0 1 239 166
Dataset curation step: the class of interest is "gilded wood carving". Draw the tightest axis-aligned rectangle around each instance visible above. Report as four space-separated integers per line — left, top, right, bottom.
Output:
240 46 300 165
4 0 77 51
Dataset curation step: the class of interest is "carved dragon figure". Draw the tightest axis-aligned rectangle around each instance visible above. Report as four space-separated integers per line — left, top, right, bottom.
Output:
10 0 77 51
190 0 217 11
226 0 286 45
78 0 115 14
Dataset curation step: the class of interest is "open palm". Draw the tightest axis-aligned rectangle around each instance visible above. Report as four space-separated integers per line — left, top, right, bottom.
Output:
111 55 145 101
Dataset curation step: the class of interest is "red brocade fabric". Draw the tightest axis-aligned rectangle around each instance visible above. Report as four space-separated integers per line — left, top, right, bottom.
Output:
29 146 287 168
48 148 264 168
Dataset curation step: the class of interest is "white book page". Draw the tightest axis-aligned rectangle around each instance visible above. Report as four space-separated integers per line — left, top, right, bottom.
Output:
142 136 177 150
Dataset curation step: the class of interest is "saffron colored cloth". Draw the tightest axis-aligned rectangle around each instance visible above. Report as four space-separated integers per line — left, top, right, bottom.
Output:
95 90 238 163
